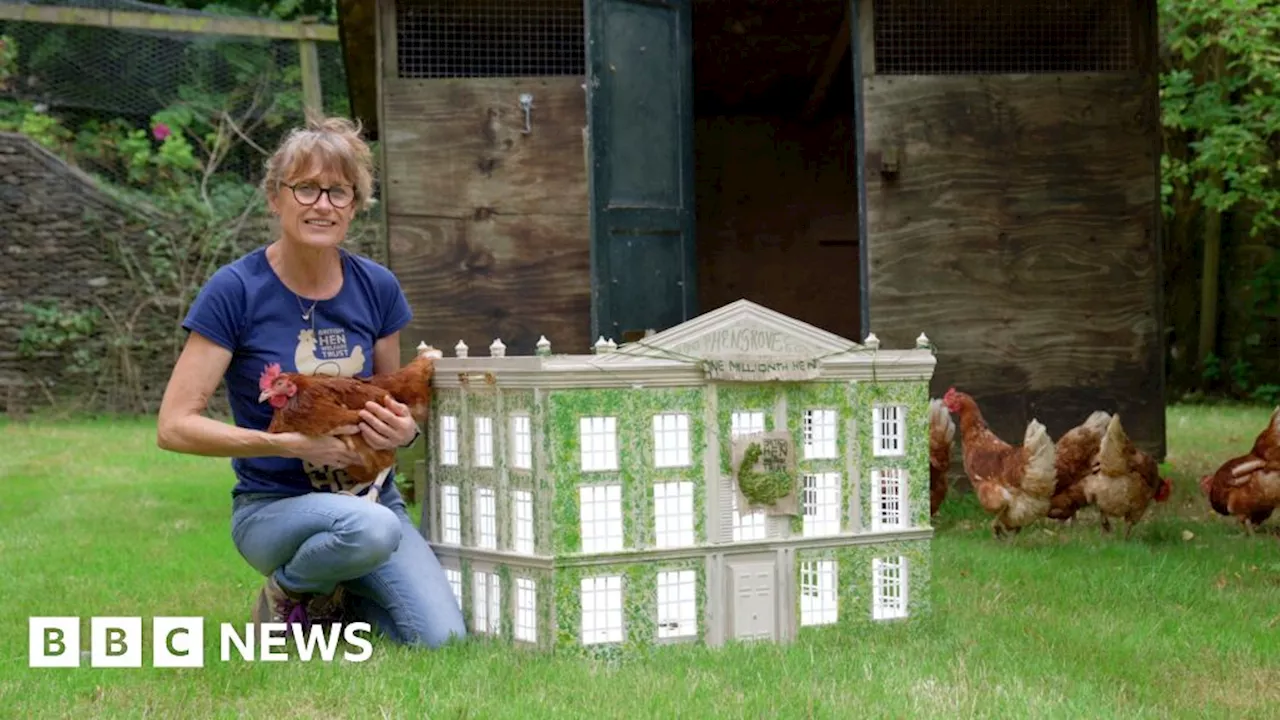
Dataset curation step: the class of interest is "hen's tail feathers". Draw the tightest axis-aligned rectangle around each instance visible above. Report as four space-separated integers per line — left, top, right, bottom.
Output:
929 398 956 446
1021 419 1057 498
1080 410 1113 438
1098 414 1133 476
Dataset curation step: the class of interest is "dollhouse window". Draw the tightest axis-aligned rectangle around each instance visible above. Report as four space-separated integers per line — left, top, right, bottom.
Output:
580 416 618 471
656 569 697 639
579 484 623 553
653 413 691 467
731 492 767 541
872 556 909 620
445 568 462 610
803 409 838 459
802 472 842 536
473 571 501 635
511 414 532 470
441 485 461 544
440 415 458 465
731 410 766 437
474 416 494 467
580 575 623 644
799 559 838 626
515 577 538 643
475 487 497 549
873 405 906 457
871 468 908 531
513 489 535 554
653 481 695 548
731 411 768 539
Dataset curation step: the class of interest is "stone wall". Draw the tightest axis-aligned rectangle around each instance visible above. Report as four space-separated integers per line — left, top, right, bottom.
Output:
0 131 388 417
0 131 151 415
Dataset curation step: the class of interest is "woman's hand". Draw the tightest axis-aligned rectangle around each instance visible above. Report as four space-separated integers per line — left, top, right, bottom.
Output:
358 396 418 450
275 426 364 467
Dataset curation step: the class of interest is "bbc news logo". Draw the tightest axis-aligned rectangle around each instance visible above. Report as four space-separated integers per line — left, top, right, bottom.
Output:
29 617 374 667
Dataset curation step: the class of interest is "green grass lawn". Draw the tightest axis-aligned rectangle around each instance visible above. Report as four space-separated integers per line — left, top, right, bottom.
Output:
1 405 1278 718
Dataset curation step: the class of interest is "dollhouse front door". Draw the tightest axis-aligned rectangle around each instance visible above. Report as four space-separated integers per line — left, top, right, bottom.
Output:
728 559 776 642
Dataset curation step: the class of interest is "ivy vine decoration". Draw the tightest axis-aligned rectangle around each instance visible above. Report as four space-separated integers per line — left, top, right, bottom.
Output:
735 437 796 507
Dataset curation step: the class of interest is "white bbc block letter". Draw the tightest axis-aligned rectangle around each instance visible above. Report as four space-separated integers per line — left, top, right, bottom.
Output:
29 617 80 667
91 617 142 668
153 617 204 668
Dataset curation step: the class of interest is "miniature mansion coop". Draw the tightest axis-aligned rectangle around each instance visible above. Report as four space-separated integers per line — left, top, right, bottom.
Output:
420 300 936 651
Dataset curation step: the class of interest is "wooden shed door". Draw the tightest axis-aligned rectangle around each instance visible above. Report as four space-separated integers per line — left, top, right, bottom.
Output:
856 0 1166 457
585 0 697 344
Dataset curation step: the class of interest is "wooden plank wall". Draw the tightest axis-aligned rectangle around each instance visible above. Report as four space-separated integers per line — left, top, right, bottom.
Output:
376 0 592 358
858 0 1166 458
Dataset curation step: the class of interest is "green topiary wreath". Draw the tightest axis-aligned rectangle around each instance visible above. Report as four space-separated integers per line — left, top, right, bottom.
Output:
736 441 795 507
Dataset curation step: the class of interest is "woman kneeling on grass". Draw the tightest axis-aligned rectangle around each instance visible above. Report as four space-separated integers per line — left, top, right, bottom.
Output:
155 113 466 649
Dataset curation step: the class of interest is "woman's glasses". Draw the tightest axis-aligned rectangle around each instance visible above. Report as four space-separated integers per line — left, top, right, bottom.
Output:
284 181 355 208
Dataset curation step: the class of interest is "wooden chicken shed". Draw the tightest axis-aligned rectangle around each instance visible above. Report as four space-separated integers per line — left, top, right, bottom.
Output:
335 0 1166 458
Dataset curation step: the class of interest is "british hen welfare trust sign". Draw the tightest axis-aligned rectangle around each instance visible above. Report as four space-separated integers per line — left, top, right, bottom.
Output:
29 617 374 667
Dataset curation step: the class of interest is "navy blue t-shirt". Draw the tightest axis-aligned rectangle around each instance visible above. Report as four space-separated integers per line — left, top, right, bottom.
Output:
182 246 413 497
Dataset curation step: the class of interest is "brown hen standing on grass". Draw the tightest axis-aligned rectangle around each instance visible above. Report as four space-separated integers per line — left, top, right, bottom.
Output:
942 387 1057 539
1081 414 1172 538
257 349 437 502
929 398 956 516
1047 410 1113 523
1200 406 1280 535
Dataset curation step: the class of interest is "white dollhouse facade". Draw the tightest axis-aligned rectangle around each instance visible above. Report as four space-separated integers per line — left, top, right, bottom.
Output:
418 300 936 651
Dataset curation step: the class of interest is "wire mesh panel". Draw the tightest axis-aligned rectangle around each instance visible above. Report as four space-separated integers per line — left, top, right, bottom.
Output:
396 0 585 78
872 0 1135 75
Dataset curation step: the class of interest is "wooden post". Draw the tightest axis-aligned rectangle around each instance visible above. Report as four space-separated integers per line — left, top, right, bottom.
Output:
298 16 323 116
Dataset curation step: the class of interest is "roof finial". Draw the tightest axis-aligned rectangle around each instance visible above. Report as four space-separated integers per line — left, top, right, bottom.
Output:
489 338 506 357
454 340 469 358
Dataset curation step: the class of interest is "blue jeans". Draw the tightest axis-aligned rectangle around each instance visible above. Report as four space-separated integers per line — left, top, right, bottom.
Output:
230 481 466 648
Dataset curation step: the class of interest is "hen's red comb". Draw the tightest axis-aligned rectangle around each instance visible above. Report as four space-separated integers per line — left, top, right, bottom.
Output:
258 362 282 391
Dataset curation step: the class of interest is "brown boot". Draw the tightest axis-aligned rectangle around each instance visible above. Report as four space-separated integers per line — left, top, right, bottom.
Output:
305 585 348 628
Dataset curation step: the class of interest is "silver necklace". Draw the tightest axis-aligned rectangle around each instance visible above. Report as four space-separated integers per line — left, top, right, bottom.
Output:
295 293 319 322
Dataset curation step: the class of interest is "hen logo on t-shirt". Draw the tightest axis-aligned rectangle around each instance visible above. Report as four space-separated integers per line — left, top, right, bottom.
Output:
292 326 369 493
294 328 366 378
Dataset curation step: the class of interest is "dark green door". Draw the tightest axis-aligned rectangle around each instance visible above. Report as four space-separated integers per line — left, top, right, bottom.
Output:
586 0 696 345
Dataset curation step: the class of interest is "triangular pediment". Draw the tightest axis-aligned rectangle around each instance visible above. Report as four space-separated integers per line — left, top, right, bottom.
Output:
607 300 861 362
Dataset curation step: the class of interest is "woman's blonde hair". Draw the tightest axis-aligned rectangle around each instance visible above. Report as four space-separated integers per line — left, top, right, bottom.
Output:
262 112 375 212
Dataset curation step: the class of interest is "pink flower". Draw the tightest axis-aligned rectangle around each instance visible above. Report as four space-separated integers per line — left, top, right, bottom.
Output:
152 123 171 141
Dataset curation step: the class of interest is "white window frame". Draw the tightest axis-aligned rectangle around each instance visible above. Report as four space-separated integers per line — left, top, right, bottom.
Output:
473 571 501 635
873 404 906 457
580 575 623 644
513 489 535 554
445 568 462 610
441 484 461 545
799 559 838 626
871 468 909 531
652 413 691 468
802 472 842 537
653 481 695 548
731 491 767 542
730 411 767 540
803 409 838 459
580 416 618 472
872 556 909 621
510 414 532 470
473 416 494 467
515 577 537 643
656 569 697 639
440 414 459 465
474 486 497 549
579 484 623 553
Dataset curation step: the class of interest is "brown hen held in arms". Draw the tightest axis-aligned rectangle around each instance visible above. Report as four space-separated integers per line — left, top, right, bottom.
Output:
257 352 436 502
